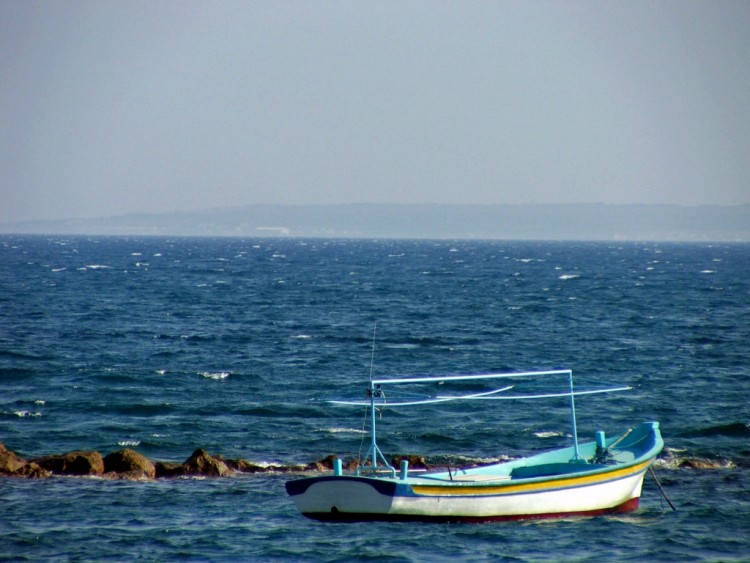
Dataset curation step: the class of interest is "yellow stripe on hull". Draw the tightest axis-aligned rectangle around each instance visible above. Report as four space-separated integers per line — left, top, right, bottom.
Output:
411 459 654 497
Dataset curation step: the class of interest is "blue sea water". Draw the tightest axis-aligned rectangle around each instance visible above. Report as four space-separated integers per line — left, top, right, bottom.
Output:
1 235 749 561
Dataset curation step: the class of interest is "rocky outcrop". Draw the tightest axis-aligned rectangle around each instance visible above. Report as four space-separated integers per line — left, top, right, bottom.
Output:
103 448 156 479
1 442 465 481
33 450 104 476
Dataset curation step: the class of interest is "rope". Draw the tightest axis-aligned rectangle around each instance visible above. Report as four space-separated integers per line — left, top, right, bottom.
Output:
608 428 633 450
649 466 677 511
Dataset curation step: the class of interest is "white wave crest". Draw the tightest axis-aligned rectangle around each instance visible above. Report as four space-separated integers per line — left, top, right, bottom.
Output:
118 440 141 447
14 410 42 418
200 371 230 380
451 454 515 465
534 431 565 438
558 274 580 280
317 427 368 435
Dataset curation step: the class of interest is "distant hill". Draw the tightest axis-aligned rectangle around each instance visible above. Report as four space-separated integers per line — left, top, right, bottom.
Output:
1 203 748 241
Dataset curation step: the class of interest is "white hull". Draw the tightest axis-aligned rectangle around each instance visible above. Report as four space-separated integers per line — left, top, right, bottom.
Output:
289 460 651 521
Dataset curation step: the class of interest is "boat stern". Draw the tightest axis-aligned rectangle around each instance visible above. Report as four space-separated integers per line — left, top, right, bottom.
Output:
285 476 400 520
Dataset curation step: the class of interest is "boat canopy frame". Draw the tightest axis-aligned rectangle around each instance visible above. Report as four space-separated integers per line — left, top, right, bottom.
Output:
329 369 631 475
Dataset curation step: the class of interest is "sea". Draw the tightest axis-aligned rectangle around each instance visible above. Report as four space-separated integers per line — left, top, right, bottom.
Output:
1 235 749 562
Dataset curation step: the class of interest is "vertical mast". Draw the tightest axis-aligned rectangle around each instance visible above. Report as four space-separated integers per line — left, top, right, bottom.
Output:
568 369 583 462
368 324 377 469
360 324 393 474
368 323 377 383
369 381 378 470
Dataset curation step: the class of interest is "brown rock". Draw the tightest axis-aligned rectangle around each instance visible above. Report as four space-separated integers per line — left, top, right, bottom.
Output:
155 461 185 478
0 444 51 478
305 454 339 472
0 443 28 475
223 458 282 473
103 449 156 479
33 450 104 476
391 454 430 470
300 455 360 472
343 458 359 471
182 449 233 477
17 462 51 479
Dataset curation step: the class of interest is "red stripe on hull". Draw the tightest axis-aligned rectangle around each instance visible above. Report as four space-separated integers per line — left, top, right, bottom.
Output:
302 497 640 523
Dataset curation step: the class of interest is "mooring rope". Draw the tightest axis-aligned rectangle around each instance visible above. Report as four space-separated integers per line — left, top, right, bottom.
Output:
649 466 677 511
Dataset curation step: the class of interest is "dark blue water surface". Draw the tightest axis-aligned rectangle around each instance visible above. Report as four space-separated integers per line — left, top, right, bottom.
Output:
1 236 749 561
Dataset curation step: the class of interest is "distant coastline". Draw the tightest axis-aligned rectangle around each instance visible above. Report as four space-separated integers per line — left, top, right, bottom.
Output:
2 203 748 242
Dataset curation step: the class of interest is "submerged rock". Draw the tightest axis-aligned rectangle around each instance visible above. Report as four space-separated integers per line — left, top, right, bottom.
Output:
103 469 155 481
222 457 291 474
656 448 735 470
678 458 734 470
33 450 104 476
104 449 156 479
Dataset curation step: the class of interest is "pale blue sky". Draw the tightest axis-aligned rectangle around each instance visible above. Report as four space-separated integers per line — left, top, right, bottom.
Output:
2 1 749 222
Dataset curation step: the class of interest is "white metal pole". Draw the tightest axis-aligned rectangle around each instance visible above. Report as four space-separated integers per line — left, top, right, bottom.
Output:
370 382 377 469
568 370 582 461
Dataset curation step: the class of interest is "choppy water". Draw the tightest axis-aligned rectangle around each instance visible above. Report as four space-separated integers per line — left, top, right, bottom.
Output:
1 236 749 561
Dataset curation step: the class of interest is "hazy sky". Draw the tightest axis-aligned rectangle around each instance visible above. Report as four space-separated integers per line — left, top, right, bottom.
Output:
2 1 749 222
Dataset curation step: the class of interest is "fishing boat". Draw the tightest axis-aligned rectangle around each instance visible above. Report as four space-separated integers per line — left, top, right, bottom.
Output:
285 369 664 522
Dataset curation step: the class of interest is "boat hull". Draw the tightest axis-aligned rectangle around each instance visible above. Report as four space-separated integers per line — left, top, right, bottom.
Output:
286 422 663 522
287 462 650 522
